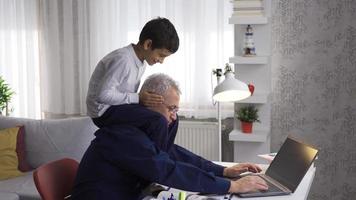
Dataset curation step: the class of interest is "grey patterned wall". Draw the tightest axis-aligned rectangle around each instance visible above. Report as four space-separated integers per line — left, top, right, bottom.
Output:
270 0 356 199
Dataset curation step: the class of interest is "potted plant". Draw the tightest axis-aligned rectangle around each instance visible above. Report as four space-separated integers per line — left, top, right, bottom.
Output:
0 76 15 116
236 105 260 133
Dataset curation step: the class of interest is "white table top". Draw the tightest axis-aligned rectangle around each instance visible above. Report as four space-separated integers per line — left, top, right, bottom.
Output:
215 162 316 200
144 162 316 200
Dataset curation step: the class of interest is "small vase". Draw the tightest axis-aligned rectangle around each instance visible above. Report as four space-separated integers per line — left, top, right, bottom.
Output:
241 121 253 133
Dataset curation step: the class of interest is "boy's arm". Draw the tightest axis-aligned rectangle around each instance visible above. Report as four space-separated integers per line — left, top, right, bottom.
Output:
97 58 139 105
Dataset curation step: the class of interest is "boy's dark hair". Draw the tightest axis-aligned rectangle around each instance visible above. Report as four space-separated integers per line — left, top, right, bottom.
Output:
139 17 179 53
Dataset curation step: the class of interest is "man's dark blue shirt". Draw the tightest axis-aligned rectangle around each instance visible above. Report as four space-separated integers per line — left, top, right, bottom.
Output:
71 104 230 200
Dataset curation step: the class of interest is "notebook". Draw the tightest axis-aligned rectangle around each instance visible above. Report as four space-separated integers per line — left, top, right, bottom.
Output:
237 136 318 198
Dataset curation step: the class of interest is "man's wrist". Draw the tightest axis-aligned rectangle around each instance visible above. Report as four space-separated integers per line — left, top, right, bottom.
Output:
223 167 229 177
228 180 237 193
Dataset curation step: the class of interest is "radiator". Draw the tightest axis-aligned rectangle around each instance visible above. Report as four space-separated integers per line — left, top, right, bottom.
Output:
175 121 219 161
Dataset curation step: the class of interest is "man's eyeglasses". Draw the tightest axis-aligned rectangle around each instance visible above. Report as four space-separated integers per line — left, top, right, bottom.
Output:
162 102 179 114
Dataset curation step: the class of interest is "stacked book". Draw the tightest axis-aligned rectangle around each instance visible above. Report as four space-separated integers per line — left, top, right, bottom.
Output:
232 0 264 16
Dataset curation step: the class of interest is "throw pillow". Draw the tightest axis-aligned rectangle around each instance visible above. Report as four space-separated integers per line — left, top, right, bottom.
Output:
0 127 27 180
16 126 33 172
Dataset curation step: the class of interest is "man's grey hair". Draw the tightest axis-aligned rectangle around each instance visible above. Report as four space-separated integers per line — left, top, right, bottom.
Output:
140 73 181 96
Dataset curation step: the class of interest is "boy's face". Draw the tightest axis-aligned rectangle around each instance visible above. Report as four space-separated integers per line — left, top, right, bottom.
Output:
143 40 172 65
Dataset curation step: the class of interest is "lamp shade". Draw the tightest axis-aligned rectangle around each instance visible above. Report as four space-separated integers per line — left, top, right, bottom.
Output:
213 71 251 102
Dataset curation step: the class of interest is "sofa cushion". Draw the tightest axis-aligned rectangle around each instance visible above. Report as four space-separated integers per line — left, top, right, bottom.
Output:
0 172 39 200
0 127 24 180
0 192 19 200
16 126 33 172
0 116 97 200
0 116 97 168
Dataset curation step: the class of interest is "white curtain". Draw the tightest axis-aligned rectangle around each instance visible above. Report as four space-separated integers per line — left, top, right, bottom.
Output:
0 0 41 118
1 0 234 119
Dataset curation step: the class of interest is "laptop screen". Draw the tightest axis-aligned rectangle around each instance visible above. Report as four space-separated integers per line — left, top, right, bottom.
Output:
265 137 318 192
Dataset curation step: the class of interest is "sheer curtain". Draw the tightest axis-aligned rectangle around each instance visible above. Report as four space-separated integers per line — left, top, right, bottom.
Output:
0 0 41 118
40 0 234 119
1 0 234 119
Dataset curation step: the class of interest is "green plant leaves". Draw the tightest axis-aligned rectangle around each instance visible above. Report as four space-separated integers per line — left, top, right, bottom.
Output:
236 105 260 123
0 76 14 114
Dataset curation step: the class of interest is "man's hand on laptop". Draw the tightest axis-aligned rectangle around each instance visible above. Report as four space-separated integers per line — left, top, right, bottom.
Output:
223 163 262 178
228 176 269 193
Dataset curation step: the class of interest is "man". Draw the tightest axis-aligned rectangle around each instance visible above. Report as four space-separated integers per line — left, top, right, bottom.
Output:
86 17 179 128
72 74 268 200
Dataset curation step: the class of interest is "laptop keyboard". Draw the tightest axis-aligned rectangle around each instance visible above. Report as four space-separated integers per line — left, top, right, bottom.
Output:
261 181 282 193
236 175 288 197
255 175 283 193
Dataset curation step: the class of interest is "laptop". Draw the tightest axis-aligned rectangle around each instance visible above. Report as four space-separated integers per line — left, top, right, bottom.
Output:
237 136 318 198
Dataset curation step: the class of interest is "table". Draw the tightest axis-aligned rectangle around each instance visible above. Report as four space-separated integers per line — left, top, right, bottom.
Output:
231 166 316 200
147 162 316 200
219 162 316 200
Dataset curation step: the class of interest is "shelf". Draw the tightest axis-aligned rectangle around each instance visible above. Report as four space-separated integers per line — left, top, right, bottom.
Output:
229 56 268 64
236 92 268 104
229 129 269 142
229 16 268 24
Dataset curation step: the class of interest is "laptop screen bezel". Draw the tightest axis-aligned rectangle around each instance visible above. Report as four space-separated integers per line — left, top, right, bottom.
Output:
265 136 318 192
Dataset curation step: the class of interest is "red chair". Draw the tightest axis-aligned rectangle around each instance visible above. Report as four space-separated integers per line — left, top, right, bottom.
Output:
33 158 79 200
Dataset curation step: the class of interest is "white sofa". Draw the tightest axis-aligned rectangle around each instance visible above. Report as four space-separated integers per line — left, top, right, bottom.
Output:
0 116 97 200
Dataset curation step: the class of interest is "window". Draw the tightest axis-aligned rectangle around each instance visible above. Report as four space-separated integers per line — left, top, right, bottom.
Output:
0 0 41 118
1 0 234 119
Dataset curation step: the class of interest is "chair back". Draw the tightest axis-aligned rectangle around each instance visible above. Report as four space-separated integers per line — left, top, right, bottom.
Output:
33 158 79 200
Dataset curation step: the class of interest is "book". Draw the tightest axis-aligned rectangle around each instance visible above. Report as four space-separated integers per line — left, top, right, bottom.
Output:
257 152 277 162
233 0 263 8
233 7 264 11
232 10 264 16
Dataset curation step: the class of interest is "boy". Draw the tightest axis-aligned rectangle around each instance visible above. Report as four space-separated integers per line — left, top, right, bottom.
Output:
86 17 179 128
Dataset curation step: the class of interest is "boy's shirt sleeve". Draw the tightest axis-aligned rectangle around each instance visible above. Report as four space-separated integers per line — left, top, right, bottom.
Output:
97 57 139 105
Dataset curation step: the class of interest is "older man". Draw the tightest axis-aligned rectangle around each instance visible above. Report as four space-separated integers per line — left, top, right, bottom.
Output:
71 73 268 200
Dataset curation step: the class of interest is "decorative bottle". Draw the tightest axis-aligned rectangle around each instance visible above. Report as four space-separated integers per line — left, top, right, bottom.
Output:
243 24 256 56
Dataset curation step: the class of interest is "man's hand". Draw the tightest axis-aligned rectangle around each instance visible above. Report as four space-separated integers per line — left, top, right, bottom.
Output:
223 163 262 178
139 91 164 107
228 176 268 193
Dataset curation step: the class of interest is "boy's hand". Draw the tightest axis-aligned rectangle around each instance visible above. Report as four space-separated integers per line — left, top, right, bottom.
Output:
139 91 164 107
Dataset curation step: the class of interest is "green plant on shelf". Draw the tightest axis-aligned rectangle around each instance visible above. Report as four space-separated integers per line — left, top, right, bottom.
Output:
236 105 260 123
0 76 15 116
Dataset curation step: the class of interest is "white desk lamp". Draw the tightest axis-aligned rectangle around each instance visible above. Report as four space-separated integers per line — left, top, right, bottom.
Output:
213 63 252 161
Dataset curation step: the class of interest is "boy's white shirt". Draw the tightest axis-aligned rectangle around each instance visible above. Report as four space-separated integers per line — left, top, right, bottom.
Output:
86 44 146 118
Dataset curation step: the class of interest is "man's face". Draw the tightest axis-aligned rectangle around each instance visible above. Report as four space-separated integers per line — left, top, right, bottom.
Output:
150 87 180 125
